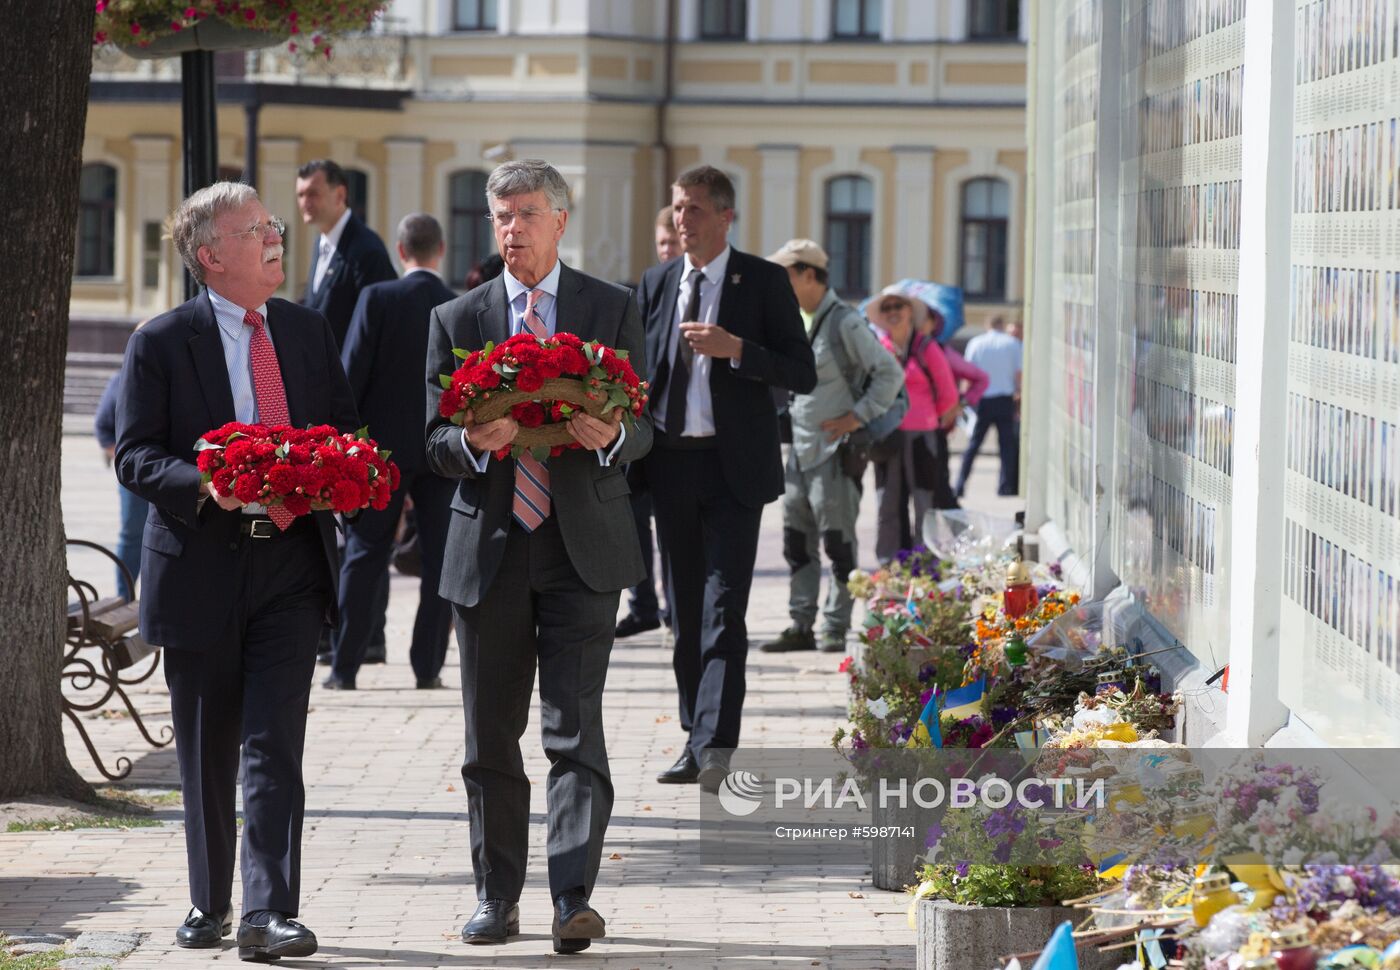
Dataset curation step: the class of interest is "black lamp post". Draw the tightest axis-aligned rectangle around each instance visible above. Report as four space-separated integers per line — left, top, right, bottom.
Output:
180 50 219 299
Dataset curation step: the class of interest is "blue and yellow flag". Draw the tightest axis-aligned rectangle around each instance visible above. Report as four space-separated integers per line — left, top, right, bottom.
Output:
941 677 986 720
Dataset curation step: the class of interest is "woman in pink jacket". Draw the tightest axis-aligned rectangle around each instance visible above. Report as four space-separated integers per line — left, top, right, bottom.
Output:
869 286 963 562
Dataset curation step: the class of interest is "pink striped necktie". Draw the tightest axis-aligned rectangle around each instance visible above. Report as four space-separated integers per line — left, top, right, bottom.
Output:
243 309 296 531
512 289 551 531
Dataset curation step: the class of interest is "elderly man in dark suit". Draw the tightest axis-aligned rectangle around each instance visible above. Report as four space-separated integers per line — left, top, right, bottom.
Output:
116 182 359 962
296 158 397 664
323 214 457 691
425 159 651 955
637 165 817 792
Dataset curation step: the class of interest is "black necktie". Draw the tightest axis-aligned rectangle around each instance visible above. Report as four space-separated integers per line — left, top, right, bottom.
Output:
665 269 703 436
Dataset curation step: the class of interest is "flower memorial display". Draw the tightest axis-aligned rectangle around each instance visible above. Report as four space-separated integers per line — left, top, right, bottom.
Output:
93 1 389 56
195 422 399 515
437 332 648 459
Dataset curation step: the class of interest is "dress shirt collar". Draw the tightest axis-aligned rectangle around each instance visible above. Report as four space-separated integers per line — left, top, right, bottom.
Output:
320 207 353 254
682 245 731 290
502 259 562 306
405 266 442 279
206 288 269 341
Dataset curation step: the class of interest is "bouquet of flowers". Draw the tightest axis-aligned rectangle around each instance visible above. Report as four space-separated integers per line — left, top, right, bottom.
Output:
195 422 399 516
437 332 648 459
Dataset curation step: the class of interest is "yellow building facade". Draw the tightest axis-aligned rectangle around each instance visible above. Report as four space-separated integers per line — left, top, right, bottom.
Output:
73 0 1027 331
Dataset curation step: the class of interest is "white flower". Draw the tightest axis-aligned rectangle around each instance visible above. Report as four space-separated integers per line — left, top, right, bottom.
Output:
866 696 891 719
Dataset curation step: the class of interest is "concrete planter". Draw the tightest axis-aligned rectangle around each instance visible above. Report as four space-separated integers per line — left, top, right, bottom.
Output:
916 899 1119 970
870 802 923 891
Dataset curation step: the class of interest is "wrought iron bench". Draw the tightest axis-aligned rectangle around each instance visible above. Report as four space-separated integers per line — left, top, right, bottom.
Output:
64 539 173 780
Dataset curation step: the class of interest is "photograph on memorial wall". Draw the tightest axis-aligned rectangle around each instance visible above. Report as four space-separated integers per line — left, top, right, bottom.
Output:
1281 0 1400 745
1113 0 1245 667
1046 0 1103 557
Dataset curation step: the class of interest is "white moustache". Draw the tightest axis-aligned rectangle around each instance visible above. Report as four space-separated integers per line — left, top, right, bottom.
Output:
263 244 284 263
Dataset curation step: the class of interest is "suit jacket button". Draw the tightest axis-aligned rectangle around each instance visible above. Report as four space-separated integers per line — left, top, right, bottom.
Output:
229 542 239 550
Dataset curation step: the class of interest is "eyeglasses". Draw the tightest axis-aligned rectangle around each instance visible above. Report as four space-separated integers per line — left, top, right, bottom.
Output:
877 301 907 314
218 216 287 242
486 207 559 227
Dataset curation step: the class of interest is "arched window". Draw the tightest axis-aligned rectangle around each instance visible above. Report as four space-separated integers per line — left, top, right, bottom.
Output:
454 0 497 30
344 168 369 225
700 0 746 39
76 163 117 278
960 178 1010 301
824 175 873 299
832 0 881 39
448 170 493 287
969 0 1020 39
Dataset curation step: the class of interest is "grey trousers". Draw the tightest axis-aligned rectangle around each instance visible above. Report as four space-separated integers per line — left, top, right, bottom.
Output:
781 451 861 639
874 430 939 563
453 517 618 902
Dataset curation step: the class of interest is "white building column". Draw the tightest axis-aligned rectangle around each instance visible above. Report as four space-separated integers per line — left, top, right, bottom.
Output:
259 137 302 298
757 144 800 257
891 146 934 280
1224 0 1294 745
130 135 175 313
385 137 426 273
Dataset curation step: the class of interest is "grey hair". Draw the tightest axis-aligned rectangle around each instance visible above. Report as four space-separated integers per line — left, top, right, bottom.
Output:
485 159 571 212
170 181 260 284
397 212 444 262
673 164 736 213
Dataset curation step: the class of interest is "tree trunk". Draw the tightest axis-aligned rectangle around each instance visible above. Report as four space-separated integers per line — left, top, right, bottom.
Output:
0 2 98 799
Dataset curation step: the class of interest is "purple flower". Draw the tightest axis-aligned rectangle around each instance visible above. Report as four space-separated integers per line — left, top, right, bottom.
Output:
918 662 938 683
991 705 1019 728
850 729 869 752
954 861 970 878
958 641 978 659
992 840 1015 863
983 807 1026 840
924 824 943 848
888 720 913 745
919 688 934 707
1049 562 1064 579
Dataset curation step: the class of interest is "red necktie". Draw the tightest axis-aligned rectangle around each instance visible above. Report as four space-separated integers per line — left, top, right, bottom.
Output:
512 289 551 531
243 309 295 531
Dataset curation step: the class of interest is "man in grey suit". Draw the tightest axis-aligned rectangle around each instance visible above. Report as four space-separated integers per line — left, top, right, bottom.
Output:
424 160 651 955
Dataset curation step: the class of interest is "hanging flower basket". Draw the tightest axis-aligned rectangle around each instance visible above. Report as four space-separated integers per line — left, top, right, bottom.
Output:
93 0 390 59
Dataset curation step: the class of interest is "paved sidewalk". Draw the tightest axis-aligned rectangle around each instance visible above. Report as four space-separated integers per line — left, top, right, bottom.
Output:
2 429 1017 969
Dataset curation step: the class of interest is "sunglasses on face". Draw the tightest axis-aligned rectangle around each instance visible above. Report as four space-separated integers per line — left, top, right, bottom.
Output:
878 301 907 314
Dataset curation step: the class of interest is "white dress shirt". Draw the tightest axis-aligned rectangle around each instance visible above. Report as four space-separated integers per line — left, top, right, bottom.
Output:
657 246 733 437
963 330 1023 398
462 261 626 470
206 287 274 513
312 208 352 292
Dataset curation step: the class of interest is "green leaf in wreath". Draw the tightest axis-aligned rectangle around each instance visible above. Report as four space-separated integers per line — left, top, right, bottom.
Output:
613 349 630 360
439 374 453 389
531 445 550 461
356 425 370 439
483 340 495 355
452 347 469 359
450 412 464 426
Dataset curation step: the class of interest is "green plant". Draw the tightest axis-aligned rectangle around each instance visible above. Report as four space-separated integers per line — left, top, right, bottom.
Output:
6 814 162 833
911 863 1101 907
93 1 390 56
0 934 71 970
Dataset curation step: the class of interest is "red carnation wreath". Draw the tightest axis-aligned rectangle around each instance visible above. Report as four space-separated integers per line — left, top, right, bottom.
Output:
195 423 400 516
437 331 649 459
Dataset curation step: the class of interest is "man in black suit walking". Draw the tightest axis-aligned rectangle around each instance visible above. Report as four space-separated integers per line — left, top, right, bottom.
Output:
116 182 359 962
296 159 397 348
425 159 652 954
323 214 457 691
637 165 817 792
296 158 397 664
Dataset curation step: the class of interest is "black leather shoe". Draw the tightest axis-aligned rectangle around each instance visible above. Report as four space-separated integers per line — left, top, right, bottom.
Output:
461 898 520 944
236 915 317 962
363 643 387 665
655 749 699 784
552 890 605 954
698 749 732 794
321 674 355 690
416 676 443 690
615 613 661 639
759 626 816 653
175 907 231 948
315 651 332 666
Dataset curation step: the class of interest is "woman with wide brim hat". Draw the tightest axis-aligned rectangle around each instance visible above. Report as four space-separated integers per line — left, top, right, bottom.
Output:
866 283 963 562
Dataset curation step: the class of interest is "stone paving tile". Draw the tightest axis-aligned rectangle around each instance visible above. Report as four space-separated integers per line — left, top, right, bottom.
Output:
0 430 1017 969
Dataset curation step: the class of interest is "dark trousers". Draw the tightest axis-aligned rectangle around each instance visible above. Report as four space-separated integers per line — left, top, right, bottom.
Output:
332 468 454 683
647 446 763 754
453 518 618 901
162 524 330 919
956 394 1020 496
625 488 661 622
